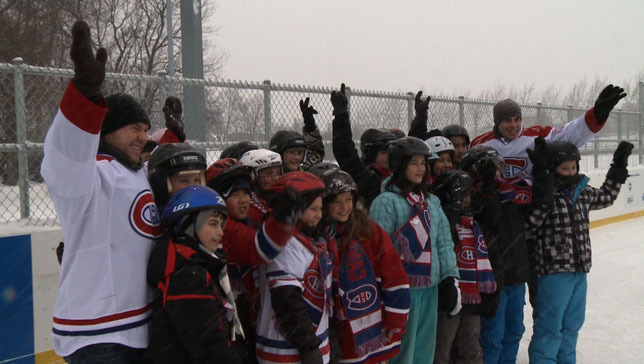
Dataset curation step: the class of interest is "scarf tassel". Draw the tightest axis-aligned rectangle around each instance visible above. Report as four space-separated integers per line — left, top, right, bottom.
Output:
353 332 387 358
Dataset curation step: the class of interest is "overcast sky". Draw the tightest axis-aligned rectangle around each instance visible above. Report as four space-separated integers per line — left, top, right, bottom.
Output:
210 0 644 99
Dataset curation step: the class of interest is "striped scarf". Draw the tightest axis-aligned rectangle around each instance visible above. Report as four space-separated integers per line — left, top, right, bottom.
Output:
393 191 433 287
454 216 497 304
327 223 386 357
294 231 333 328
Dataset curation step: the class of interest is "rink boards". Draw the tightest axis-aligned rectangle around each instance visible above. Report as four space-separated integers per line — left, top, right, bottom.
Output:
0 166 642 364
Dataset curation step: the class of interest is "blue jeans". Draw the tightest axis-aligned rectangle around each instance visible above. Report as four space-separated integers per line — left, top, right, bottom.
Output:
64 343 145 364
480 284 526 364
528 273 587 364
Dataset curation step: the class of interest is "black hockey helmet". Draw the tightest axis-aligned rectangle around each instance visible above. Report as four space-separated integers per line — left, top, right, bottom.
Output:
546 141 580 171
460 146 503 179
360 128 402 164
308 161 340 178
220 141 258 160
269 130 307 156
441 124 470 145
387 136 433 175
430 170 473 210
148 143 207 208
319 168 358 199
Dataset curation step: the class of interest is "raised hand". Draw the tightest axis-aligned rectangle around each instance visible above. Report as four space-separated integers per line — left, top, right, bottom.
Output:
163 96 185 141
330 83 348 116
594 85 627 124
70 21 107 101
414 91 431 117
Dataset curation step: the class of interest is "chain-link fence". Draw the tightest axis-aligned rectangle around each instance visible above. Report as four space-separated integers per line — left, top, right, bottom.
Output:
1 58 643 225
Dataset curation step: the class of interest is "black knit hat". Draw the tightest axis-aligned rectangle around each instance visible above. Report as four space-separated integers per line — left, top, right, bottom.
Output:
493 99 522 125
101 93 151 137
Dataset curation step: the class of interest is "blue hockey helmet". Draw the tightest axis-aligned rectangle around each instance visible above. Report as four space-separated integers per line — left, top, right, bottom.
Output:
162 186 227 229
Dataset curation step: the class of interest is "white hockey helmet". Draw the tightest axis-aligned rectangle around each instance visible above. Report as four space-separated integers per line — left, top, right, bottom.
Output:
238 148 283 181
424 136 455 160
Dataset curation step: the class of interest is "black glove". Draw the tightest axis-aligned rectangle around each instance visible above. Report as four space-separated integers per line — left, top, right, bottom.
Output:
612 141 634 169
269 187 305 225
330 83 348 116
163 96 186 142
300 349 324 364
300 97 318 132
594 84 627 124
481 292 500 320
438 277 462 317
70 21 107 101
414 91 431 118
56 241 64 265
478 158 499 193
527 137 554 206
606 141 634 184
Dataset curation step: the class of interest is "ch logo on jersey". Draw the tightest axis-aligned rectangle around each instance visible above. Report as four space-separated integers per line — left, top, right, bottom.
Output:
129 190 162 239
501 157 528 179
304 269 324 299
347 284 378 311
477 235 488 255
458 246 476 266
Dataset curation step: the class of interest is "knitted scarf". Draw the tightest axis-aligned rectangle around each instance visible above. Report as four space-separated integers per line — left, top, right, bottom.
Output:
294 231 333 328
393 191 433 287
498 175 532 204
327 222 386 357
370 163 392 182
454 216 497 304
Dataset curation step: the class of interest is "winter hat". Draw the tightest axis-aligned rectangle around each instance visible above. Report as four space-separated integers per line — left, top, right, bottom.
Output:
493 99 522 125
101 93 151 137
218 175 253 199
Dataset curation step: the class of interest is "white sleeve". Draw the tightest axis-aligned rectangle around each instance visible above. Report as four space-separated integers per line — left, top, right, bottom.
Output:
544 113 596 147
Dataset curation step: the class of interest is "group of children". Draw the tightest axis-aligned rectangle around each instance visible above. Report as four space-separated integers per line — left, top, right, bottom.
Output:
46 20 633 364
141 82 633 364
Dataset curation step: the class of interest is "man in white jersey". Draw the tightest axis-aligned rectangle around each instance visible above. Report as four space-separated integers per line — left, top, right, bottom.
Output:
41 21 159 363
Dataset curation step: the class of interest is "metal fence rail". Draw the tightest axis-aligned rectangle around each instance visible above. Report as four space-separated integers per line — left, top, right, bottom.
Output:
1 58 643 225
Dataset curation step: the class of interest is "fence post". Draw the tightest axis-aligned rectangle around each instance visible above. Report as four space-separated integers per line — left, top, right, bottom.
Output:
593 138 599 169
158 71 168 113
263 80 272 144
407 92 414 127
12 57 29 219
617 108 622 142
536 102 542 125
458 96 465 127
567 105 574 125
639 81 644 164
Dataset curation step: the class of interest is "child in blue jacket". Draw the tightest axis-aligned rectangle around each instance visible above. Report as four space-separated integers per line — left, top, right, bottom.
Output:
369 137 459 364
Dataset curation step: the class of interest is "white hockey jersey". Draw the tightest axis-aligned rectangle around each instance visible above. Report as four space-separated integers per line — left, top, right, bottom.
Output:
256 234 332 364
41 83 161 356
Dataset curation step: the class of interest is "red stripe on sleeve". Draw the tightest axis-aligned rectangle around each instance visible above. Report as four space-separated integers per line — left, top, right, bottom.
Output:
59 81 108 134
584 107 603 133
166 294 215 301
263 216 295 248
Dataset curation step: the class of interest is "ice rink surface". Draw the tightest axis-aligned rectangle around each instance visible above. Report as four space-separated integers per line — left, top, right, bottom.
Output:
517 217 644 363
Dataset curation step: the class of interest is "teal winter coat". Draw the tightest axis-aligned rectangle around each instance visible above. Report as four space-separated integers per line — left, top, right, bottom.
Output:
369 177 459 288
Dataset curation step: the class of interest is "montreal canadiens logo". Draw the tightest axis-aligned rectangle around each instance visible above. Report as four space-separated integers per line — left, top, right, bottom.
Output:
502 157 527 179
477 235 488 254
458 246 476 265
129 190 162 239
346 284 377 311
304 269 324 299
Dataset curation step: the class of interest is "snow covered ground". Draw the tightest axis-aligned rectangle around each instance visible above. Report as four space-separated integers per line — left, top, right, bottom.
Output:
517 216 644 363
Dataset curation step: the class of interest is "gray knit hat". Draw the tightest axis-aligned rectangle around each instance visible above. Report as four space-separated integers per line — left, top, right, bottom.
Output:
493 99 522 125
101 93 151 137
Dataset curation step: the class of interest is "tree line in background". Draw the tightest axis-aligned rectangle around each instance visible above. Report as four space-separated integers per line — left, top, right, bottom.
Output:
0 0 642 186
